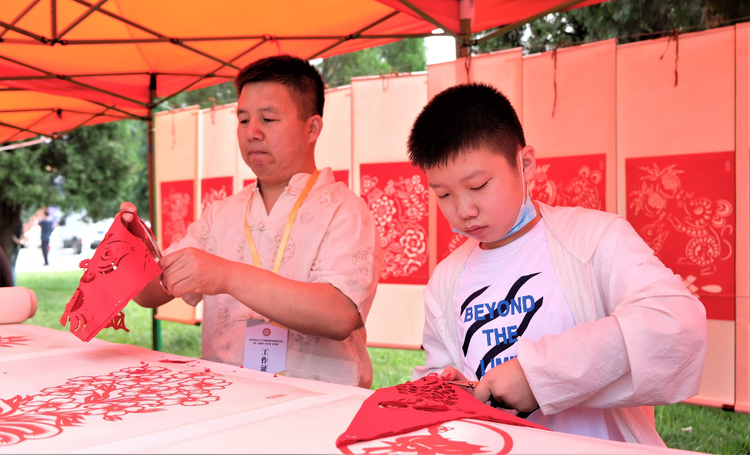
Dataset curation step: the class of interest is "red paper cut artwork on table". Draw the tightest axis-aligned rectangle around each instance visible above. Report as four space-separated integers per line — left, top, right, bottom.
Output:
0 363 231 446
530 154 606 211
360 162 429 285
436 154 607 261
626 151 735 320
160 179 194 249
200 176 233 213
339 421 514 455
59 212 163 342
0 336 29 348
333 170 350 187
336 374 546 450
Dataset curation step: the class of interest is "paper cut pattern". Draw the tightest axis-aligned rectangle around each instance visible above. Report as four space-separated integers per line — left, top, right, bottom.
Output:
160 179 194 249
336 374 546 449
626 151 735 320
360 162 429 285
0 336 29 348
436 154 607 261
530 154 606 211
60 212 163 341
201 176 233 213
339 421 514 455
333 170 350 187
243 178 256 188
0 362 231 446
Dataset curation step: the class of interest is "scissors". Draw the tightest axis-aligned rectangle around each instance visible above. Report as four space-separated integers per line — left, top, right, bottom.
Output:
128 215 163 260
445 380 539 418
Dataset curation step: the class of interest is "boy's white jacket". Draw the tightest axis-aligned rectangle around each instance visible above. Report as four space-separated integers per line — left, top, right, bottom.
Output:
414 202 707 446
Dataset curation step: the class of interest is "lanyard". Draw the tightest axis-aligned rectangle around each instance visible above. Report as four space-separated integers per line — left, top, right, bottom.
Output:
243 169 319 274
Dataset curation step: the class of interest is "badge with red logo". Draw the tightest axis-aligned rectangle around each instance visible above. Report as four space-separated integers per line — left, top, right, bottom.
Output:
244 319 287 375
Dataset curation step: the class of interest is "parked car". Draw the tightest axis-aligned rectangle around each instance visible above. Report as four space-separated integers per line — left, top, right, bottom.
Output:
89 218 114 249
56 212 91 254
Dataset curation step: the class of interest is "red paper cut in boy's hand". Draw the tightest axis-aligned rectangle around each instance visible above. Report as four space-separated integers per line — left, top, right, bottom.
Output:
60 211 162 342
336 374 548 449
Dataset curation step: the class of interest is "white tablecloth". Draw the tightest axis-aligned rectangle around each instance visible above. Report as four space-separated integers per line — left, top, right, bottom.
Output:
0 324 699 454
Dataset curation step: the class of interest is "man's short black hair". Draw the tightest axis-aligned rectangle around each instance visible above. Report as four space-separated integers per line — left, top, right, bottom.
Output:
234 54 325 119
408 82 525 169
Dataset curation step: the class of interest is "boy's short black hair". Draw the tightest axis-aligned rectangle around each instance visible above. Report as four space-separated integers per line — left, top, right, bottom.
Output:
234 55 325 120
408 82 525 169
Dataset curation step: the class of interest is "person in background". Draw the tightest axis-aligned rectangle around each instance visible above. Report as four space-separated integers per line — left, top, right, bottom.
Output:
38 211 55 266
408 83 706 446
121 55 383 388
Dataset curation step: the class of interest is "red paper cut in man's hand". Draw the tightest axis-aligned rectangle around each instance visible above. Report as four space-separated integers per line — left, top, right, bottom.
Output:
60 211 162 342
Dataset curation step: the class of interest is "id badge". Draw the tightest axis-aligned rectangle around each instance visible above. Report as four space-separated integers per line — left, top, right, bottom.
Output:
243 319 287 375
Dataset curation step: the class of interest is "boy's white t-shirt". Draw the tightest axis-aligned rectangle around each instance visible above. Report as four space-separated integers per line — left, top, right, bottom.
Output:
455 219 614 441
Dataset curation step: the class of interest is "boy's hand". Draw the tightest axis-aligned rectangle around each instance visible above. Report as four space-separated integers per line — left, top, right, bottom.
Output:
473 358 538 413
159 248 230 297
440 366 469 383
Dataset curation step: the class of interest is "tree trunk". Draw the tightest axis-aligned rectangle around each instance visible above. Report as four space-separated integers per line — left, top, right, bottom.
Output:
0 200 22 268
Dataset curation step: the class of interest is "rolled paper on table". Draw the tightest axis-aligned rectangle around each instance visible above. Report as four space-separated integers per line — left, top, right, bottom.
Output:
0 286 38 324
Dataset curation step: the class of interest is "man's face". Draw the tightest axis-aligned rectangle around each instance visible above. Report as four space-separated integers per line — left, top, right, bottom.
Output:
236 82 321 187
425 145 534 248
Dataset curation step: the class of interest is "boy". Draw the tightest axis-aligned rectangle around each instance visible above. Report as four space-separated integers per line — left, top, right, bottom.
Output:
408 83 706 445
123 55 382 388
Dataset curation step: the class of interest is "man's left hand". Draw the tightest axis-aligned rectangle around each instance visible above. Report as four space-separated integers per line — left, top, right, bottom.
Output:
473 357 538 412
159 248 232 297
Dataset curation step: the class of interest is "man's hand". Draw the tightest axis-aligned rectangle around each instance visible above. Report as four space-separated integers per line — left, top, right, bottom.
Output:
473 357 538 412
160 248 231 297
120 201 137 228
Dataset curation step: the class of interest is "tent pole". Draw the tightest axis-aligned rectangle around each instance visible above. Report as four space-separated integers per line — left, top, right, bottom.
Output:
148 73 162 352
456 0 474 58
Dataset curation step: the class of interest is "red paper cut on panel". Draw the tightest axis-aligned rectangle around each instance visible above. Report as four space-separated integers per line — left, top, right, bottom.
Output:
0 363 231 446
243 178 256 188
530 154 606 211
333 170 350 187
626 151 735 320
360 163 429 285
59 212 163 342
160 179 194 250
200 176 233 213
336 374 546 450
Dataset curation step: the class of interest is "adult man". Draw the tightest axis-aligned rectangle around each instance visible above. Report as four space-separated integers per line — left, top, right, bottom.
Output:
124 55 382 388
39 211 54 266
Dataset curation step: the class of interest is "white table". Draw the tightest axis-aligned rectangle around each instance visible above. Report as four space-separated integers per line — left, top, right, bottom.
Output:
0 324 699 454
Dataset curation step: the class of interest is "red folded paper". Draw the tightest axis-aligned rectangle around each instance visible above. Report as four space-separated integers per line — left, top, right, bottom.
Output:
60 211 162 342
336 374 548 449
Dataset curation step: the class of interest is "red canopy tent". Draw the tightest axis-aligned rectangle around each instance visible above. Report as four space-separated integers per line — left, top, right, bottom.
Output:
1 0 606 144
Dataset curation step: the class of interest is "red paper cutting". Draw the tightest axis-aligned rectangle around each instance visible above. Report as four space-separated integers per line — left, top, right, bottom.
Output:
59 212 163 342
626 151 735 321
333 169 350 187
360 162 429 285
530 154 606 211
160 179 194 249
335 374 547 449
200 176 233 213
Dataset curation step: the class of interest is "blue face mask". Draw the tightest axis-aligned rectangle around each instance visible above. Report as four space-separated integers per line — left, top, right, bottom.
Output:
452 150 536 241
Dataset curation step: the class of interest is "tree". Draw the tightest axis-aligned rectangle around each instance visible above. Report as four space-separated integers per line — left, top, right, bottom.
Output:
474 0 749 55
317 38 427 88
0 120 146 262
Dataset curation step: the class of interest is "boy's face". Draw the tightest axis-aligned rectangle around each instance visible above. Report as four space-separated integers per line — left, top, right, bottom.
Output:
236 81 322 187
425 145 535 248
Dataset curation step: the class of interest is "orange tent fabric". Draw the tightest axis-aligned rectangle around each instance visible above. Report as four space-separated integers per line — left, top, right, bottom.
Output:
0 0 606 144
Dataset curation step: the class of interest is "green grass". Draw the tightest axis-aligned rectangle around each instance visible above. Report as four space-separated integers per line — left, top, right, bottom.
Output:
15 271 750 454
